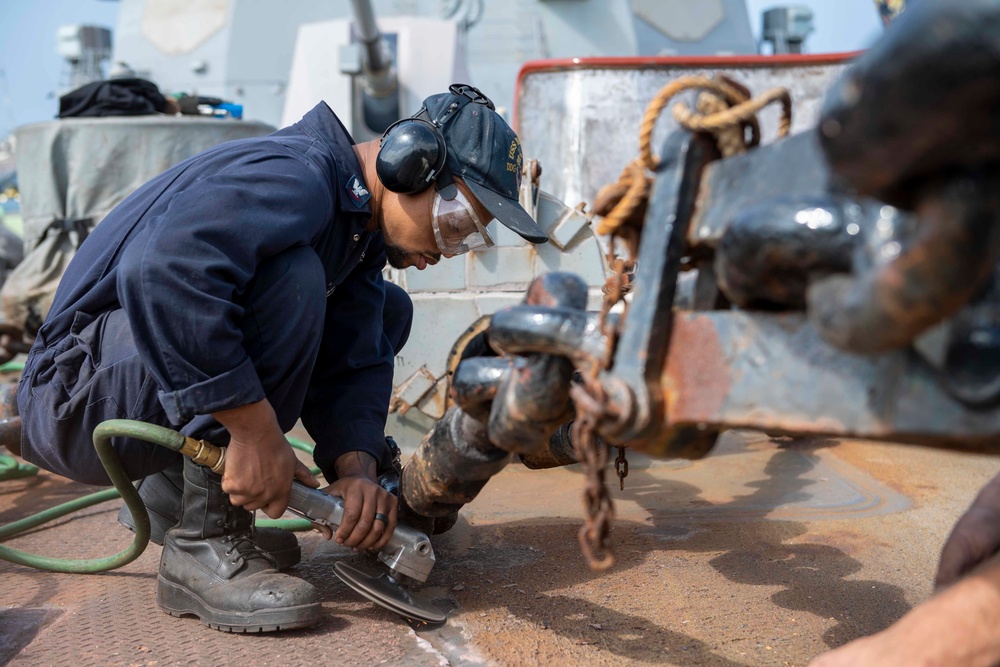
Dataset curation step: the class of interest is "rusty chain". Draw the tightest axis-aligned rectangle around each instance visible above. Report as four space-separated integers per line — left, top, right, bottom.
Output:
569 255 633 571
615 446 629 491
572 76 791 571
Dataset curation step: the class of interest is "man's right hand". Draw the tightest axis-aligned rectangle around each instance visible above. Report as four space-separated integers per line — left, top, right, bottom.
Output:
213 399 320 519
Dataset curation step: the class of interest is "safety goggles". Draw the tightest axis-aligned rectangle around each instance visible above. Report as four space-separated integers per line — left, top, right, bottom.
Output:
431 189 494 256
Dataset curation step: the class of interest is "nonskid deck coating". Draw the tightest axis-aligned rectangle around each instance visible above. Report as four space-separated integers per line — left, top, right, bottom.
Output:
1 431 997 666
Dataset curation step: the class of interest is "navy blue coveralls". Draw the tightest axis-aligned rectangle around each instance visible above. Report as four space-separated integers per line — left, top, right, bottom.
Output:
18 102 410 485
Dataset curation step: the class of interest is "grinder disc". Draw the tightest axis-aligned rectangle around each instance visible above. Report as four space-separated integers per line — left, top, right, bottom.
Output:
334 561 447 624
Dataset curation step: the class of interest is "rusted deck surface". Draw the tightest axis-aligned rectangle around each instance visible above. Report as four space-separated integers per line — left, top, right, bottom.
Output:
2 431 996 666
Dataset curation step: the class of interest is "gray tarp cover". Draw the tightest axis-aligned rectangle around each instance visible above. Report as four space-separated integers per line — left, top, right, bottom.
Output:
4 115 274 331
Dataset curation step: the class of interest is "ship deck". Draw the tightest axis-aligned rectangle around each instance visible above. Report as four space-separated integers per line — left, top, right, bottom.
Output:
2 429 995 666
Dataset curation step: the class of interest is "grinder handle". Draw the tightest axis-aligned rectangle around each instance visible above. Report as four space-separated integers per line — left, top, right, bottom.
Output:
286 481 428 555
286 480 346 527
287 481 404 545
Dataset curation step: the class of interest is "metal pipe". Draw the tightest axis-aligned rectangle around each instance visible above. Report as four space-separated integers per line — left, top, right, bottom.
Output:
349 0 389 75
348 0 399 134
401 407 511 517
520 422 585 470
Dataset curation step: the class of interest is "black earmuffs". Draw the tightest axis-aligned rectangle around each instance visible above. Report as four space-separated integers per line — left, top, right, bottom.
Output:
375 84 495 196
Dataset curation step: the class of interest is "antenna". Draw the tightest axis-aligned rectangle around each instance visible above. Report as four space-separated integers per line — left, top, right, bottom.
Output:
57 25 113 92
761 6 815 54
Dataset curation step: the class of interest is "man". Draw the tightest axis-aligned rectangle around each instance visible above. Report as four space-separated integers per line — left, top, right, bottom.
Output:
14 84 547 632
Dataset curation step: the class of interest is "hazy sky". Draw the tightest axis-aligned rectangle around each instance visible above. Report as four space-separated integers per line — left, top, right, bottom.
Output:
0 0 884 139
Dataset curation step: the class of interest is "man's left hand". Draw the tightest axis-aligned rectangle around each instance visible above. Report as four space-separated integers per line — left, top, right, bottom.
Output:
322 451 398 551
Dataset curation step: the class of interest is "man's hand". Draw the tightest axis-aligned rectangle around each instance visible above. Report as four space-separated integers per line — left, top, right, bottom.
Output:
213 399 320 519
936 470 1000 590
323 450 398 551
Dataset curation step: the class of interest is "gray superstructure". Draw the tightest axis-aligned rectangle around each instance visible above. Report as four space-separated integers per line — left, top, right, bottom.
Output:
111 0 757 126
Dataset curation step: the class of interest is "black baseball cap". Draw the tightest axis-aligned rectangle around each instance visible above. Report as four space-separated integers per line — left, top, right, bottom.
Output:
422 86 548 244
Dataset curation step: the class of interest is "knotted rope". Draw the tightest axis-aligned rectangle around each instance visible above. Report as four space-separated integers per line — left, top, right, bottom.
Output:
594 75 792 236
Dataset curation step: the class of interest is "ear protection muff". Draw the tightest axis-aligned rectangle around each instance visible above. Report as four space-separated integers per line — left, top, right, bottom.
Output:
375 114 447 195
376 84 495 196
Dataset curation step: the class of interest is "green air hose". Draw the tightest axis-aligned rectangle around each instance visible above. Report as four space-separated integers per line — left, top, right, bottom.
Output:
0 419 318 573
0 360 25 373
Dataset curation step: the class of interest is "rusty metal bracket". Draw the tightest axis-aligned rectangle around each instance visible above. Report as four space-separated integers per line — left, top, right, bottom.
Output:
660 309 1000 451
595 129 720 455
389 365 441 417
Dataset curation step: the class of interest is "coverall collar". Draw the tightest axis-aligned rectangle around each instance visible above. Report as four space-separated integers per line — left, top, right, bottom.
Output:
299 102 373 216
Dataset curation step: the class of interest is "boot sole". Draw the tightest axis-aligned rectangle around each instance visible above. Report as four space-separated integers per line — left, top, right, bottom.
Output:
157 576 321 632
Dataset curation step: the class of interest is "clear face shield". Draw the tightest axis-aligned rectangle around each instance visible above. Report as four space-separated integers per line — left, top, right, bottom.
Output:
431 189 495 256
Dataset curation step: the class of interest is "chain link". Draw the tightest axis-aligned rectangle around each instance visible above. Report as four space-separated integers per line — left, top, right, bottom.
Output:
569 253 634 571
615 446 629 491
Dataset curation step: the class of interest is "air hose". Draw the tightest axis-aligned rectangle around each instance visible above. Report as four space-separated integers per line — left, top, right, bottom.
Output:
0 419 318 573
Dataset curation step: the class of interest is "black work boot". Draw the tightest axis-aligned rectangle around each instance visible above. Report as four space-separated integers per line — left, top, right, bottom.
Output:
156 458 321 632
118 460 301 570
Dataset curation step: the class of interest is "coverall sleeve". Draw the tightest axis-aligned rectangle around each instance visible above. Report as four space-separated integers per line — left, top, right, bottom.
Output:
301 235 394 481
116 152 333 424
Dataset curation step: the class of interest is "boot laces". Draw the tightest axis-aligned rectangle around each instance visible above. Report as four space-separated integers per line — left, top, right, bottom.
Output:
221 532 271 564
220 507 274 566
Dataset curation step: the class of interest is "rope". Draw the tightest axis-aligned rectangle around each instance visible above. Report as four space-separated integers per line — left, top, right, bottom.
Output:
672 86 792 153
595 161 649 236
638 76 751 169
594 75 792 237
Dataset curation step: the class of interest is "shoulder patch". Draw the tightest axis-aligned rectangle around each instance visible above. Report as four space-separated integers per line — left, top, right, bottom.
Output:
345 174 371 209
